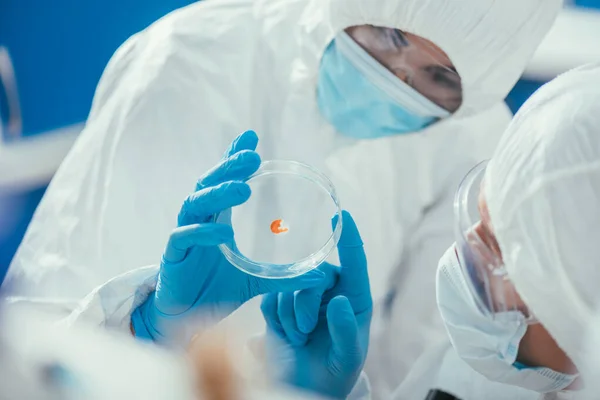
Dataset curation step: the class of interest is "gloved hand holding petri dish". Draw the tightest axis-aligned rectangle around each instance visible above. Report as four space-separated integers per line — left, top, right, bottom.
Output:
131 131 343 344
215 160 343 279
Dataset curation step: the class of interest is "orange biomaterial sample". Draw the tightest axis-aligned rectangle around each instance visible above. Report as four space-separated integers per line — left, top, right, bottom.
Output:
270 219 289 234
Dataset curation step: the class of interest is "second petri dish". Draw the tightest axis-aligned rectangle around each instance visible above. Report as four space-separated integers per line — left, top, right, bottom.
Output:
215 160 342 278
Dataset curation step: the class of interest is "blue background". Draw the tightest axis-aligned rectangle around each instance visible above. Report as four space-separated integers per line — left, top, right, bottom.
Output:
0 0 196 137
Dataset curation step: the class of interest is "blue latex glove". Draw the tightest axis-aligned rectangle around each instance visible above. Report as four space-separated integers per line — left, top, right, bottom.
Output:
261 211 373 400
131 130 338 345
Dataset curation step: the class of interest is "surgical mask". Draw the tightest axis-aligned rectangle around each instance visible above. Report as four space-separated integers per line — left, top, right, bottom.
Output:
316 32 450 139
436 246 579 393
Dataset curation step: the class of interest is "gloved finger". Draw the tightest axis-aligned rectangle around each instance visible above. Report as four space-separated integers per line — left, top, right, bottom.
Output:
197 150 261 190
260 294 286 339
327 296 363 372
277 292 308 347
329 211 372 314
163 223 233 263
223 130 259 158
178 181 251 226
294 263 340 334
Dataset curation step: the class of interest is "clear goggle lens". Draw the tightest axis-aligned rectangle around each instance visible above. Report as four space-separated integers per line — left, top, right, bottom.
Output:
454 161 537 323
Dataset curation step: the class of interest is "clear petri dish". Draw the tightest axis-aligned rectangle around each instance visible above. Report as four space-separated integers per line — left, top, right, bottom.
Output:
215 160 343 278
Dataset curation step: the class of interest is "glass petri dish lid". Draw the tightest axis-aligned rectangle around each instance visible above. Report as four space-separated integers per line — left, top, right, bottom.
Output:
215 160 343 278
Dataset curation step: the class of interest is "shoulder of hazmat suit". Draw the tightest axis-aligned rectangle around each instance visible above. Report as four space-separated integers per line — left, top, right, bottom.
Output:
8 0 560 394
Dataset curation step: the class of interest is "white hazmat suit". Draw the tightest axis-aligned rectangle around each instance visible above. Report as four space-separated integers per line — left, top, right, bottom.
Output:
579 314 600 400
7 0 560 395
485 62 600 398
397 63 600 400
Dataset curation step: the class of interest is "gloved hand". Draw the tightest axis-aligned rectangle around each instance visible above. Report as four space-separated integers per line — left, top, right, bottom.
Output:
131 130 338 345
260 211 373 400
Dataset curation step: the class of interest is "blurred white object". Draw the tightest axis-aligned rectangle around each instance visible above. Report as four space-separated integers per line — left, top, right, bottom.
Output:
0 124 81 192
525 8 600 80
1 302 328 400
0 304 197 400
0 47 22 139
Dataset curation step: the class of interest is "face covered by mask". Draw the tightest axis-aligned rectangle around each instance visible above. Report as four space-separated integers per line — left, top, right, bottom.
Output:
316 31 451 139
436 246 578 393
436 162 578 394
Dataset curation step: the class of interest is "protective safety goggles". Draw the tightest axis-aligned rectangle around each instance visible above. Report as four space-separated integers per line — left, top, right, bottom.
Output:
454 161 537 324
347 25 463 112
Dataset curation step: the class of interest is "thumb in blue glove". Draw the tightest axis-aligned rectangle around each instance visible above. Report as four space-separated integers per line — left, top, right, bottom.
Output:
261 210 373 399
327 296 365 380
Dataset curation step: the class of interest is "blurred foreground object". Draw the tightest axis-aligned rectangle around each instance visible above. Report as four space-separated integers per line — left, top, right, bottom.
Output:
188 327 330 400
190 331 240 400
0 299 328 400
0 302 197 399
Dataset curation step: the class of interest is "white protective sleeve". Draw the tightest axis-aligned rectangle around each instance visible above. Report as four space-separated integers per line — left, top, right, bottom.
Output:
63 266 159 332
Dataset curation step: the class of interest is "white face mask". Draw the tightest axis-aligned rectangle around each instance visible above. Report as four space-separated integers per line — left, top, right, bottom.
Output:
436 245 579 393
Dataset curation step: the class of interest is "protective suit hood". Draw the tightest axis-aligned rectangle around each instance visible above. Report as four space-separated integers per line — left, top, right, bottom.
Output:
267 0 561 118
485 63 600 379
